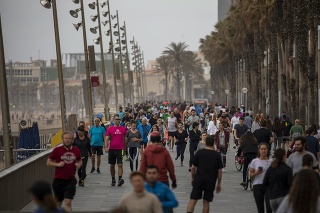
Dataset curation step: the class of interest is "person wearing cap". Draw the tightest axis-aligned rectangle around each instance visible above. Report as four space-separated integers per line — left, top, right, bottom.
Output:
29 180 65 213
47 131 82 212
140 132 177 189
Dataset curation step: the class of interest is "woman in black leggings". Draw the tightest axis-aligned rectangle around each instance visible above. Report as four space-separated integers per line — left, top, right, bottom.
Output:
125 122 142 172
237 131 258 186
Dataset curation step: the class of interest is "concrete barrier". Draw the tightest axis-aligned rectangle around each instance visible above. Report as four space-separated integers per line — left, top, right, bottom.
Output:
0 149 53 211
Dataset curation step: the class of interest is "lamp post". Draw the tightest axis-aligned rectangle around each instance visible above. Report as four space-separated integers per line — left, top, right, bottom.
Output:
131 37 141 102
0 15 13 167
115 10 126 106
70 0 93 125
106 0 118 110
210 90 214 106
40 0 67 132
225 89 230 107
242 87 248 112
88 0 108 119
121 22 133 105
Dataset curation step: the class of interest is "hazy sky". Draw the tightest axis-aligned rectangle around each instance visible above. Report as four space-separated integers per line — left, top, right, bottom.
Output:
0 0 218 64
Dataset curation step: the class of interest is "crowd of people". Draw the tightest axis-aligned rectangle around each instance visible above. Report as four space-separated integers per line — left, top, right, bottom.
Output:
27 101 320 213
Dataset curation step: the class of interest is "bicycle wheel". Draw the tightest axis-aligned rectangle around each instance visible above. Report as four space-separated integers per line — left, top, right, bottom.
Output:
235 156 243 171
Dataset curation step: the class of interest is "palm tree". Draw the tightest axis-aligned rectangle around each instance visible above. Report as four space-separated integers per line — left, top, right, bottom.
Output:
156 55 171 101
163 42 191 101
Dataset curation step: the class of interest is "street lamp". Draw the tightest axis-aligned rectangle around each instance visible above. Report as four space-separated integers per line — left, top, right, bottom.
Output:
210 90 214 106
40 0 67 132
104 0 119 109
225 89 230 107
242 87 248 112
70 0 93 125
88 0 109 118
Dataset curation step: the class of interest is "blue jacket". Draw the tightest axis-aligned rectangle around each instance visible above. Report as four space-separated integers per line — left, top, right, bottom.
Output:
137 123 151 143
145 182 178 213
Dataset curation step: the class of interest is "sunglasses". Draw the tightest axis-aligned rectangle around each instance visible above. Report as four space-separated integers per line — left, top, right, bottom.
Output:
115 119 120 120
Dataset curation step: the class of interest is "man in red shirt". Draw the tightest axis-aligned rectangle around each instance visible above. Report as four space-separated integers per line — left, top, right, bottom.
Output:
105 114 127 187
140 132 177 188
47 131 82 212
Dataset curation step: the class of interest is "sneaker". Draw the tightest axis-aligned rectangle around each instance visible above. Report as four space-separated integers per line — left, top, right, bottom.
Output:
79 179 84 187
188 168 191 172
181 162 183 166
90 167 95 173
175 156 179 160
78 179 81 186
97 168 100 173
233 145 236 149
111 180 116 186
118 179 124 187
240 182 247 187
223 168 226 172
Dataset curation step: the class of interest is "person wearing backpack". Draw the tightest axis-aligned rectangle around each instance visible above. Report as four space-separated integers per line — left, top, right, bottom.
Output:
290 119 303 142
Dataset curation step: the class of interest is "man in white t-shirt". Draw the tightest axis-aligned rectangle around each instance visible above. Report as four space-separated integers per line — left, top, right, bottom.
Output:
230 111 240 149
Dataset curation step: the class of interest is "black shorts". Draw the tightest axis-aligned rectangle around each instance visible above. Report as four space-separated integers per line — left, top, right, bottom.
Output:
91 146 103 156
108 149 123 165
52 178 77 202
140 142 147 149
190 177 216 202
168 132 175 137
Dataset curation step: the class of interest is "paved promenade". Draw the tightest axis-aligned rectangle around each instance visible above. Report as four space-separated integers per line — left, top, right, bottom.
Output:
21 147 256 213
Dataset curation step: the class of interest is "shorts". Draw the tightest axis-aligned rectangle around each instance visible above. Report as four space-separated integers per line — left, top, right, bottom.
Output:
168 132 175 137
140 142 147 149
52 178 77 202
190 177 216 202
91 146 103 156
108 149 123 165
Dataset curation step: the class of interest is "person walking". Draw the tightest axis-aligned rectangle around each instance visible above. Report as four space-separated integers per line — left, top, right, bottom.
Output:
238 131 258 187
286 136 318 175
47 131 82 212
207 114 218 136
253 120 274 156
281 114 292 150
187 109 200 131
105 114 127 186
289 119 303 142
272 116 283 152
276 169 320 213
145 165 179 213
251 114 261 133
197 132 208 151
167 111 178 150
188 122 201 172
174 123 189 166
250 142 272 213
244 113 253 130
233 117 249 148
88 117 106 174
215 123 230 172
137 118 151 156
119 172 163 213
263 148 293 212
187 135 223 213
72 126 92 187
28 180 65 213
140 132 177 188
125 122 142 172
305 127 320 160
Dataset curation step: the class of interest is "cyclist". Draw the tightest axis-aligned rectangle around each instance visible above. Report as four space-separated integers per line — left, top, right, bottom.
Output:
237 131 258 187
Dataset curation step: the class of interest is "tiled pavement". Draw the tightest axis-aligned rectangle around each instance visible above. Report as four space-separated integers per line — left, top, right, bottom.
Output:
21 146 257 213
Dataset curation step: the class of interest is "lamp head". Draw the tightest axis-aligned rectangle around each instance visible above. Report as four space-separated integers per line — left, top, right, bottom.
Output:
72 0 80 3
40 0 51 9
73 23 82 31
70 9 80 18
102 21 108 26
113 31 119 36
102 11 108 17
120 26 125 31
90 27 98 34
100 2 107 8
90 15 98 22
93 37 100 45
88 2 96 9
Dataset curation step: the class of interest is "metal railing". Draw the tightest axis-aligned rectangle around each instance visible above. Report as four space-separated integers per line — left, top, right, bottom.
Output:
0 149 54 211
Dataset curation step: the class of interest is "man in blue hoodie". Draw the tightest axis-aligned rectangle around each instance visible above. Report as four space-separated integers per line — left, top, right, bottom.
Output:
145 165 178 213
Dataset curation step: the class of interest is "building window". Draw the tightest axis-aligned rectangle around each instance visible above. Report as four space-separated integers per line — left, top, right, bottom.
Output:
17 70 20 75
30 70 32 76
33 77 38 82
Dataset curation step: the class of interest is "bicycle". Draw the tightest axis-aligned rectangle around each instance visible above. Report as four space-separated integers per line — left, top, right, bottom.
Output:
243 162 253 191
235 152 244 171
